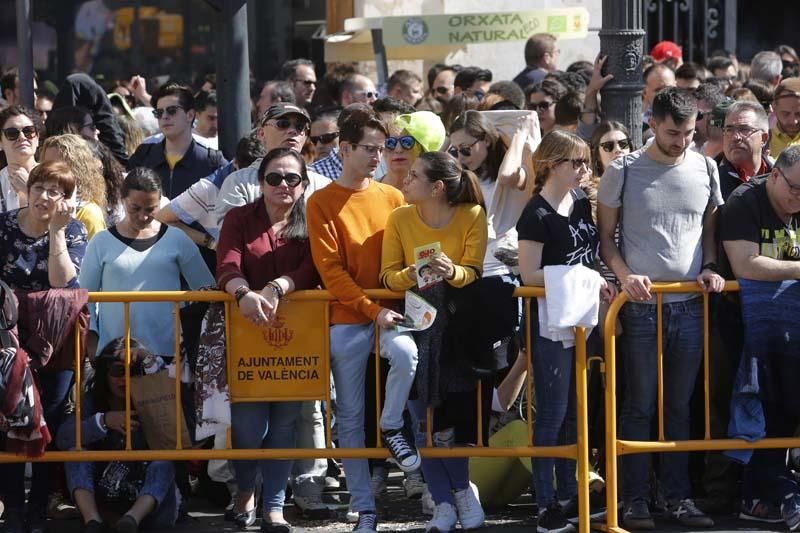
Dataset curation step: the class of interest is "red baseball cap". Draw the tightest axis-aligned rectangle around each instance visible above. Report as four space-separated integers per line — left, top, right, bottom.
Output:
650 41 682 63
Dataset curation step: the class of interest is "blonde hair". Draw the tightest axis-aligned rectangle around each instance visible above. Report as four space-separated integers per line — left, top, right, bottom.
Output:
532 130 591 195
41 134 107 208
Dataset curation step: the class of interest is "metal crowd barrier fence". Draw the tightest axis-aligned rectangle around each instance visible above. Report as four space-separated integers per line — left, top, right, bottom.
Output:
0 288 595 533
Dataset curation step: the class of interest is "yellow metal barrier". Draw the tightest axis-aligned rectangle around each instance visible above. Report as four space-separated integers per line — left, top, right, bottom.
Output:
3 288 594 533
600 281 800 533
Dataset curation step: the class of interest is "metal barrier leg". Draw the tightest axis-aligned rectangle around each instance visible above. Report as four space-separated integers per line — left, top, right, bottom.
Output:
575 327 590 533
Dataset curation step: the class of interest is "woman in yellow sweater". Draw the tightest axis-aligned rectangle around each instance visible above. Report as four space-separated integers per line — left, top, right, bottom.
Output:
41 134 107 239
380 151 488 533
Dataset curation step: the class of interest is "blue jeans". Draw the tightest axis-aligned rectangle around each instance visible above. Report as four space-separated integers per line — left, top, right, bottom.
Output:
408 399 470 506
379 329 418 431
231 401 300 512
530 327 577 508
0 369 74 511
329 323 375 513
66 460 178 529
619 298 703 503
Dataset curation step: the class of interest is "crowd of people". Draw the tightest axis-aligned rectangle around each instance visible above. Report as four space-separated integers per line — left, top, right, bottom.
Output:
1 30 800 533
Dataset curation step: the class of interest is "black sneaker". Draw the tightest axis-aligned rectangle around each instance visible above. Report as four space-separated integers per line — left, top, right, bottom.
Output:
562 490 608 524
739 498 783 523
667 498 714 528
537 503 575 533
83 520 105 533
622 499 655 530
352 511 378 533
381 428 421 473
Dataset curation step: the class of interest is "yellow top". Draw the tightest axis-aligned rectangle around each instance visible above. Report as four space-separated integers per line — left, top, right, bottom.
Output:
380 203 488 291
165 153 182 170
769 125 800 158
76 201 107 240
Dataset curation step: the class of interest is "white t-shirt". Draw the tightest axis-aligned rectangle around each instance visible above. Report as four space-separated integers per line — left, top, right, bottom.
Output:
480 176 529 278
0 167 23 213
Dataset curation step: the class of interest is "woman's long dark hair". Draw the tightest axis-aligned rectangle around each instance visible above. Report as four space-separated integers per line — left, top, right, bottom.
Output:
257 148 309 241
87 139 125 221
88 337 148 412
589 120 632 176
449 110 507 182
418 151 484 209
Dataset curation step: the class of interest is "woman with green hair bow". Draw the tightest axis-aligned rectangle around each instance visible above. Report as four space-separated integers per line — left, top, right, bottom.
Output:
381 110 447 190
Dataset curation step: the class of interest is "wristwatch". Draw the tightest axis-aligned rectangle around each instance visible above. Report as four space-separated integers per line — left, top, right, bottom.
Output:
234 285 251 305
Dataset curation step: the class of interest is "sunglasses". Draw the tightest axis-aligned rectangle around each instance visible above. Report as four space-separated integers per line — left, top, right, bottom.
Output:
433 86 452 95
294 79 316 87
2 126 37 141
560 158 591 170
447 139 480 158
528 100 553 112
385 135 416 151
263 172 304 188
152 105 185 119
355 89 379 100
599 139 631 152
310 132 339 144
268 118 309 133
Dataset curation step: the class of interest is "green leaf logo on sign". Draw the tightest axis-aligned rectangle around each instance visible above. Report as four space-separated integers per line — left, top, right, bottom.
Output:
547 16 567 33
403 17 430 44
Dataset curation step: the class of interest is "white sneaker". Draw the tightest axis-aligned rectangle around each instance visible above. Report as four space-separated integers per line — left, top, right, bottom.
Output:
454 483 485 530
346 509 360 523
404 470 426 499
421 486 435 516
293 493 335 519
425 501 458 532
370 465 389 498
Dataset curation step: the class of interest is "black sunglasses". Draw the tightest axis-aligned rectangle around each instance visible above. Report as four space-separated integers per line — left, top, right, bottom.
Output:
599 139 631 152
152 105 184 119
264 172 304 188
310 132 339 144
560 158 591 170
2 126 37 141
447 139 480 158
433 86 452 95
269 118 309 133
385 135 416 151
528 100 553 111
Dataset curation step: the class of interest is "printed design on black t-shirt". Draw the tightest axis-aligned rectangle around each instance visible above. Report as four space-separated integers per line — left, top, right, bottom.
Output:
566 217 598 266
760 227 800 260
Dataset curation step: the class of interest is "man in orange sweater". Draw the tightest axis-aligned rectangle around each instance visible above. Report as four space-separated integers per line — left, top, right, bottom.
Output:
307 106 414 533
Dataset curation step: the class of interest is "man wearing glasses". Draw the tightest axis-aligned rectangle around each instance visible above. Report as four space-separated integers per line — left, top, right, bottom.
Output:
719 101 772 200
280 58 317 110
598 87 724 530
340 74 379 107
128 82 227 199
215 103 329 222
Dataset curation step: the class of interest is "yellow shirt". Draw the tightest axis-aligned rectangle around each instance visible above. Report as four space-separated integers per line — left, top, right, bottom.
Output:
165 153 182 170
380 203 488 291
76 201 107 240
769 125 800 158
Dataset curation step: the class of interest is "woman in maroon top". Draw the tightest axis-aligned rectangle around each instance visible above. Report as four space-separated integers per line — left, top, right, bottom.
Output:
216 147 319 533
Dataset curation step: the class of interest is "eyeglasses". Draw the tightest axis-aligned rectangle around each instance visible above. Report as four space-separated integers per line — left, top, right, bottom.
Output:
354 90 379 100
152 105 185 119
528 100 553 112
29 185 64 200
447 139 480 158
385 135 416 151
559 158 592 170
599 139 631 152
722 125 762 138
267 118 309 134
433 86 453 95
2 126 37 141
352 144 384 155
294 79 316 87
263 172 304 188
310 132 339 144
778 167 800 196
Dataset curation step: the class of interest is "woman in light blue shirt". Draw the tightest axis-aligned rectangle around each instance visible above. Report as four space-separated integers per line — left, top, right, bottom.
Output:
79 167 214 360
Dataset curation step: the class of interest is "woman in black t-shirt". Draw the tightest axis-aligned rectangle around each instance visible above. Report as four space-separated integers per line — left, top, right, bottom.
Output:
516 130 616 532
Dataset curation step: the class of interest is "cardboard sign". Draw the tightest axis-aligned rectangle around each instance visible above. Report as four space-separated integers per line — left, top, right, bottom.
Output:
228 300 328 403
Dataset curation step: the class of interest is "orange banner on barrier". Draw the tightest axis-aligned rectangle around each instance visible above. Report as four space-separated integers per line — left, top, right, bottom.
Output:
228 300 329 402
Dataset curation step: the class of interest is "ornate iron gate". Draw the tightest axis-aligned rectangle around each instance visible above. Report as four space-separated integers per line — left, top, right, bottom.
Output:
643 0 737 62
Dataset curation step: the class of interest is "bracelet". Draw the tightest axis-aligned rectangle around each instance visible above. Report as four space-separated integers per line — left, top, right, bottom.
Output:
48 248 68 257
267 281 285 299
234 285 251 305
97 412 108 432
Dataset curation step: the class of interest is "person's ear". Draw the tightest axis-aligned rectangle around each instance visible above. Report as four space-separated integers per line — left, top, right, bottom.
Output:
186 109 196 122
648 117 657 131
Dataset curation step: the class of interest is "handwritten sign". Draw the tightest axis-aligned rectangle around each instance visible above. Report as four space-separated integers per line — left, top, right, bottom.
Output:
228 300 328 402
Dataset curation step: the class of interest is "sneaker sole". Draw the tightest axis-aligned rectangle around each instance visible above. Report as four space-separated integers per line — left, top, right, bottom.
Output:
621 519 655 530
738 511 783 524
389 454 422 473
537 524 576 533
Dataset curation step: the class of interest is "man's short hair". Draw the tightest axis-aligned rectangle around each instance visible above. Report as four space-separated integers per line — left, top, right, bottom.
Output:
744 79 775 108
488 81 525 110
554 91 583 126
725 100 769 131
341 74 373 97
644 63 675 84
235 130 267 168
154 82 194 111
194 90 217 112
280 58 314 81
693 81 725 106
426 63 461 90
372 96 415 116
546 71 587 94
271 81 296 104
707 56 734 75
775 144 800 171
675 62 706 83
524 33 557 67
525 79 567 102
387 69 422 93
652 86 698 124
750 51 782 83
454 67 492 91
338 107 388 145
0 69 17 97
312 106 342 123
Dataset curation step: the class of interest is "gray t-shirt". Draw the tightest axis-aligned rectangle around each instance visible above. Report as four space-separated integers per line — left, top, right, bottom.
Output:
597 148 724 303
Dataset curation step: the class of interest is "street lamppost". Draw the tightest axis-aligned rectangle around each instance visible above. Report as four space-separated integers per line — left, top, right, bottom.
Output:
599 0 646 149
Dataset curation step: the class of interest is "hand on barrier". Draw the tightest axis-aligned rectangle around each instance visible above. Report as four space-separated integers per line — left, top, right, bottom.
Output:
600 278 618 303
376 307 404 329
238 291 272 326
621 274 652 301
104 411 140 434
697 269 725 293
259 286 281 324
